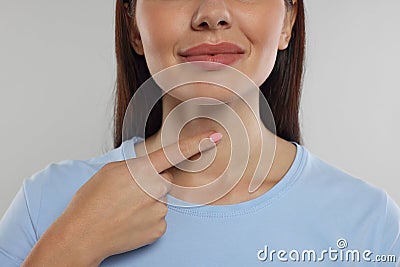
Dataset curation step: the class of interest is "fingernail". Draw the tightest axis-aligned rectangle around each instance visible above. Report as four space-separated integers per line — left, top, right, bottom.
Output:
209 132 223 143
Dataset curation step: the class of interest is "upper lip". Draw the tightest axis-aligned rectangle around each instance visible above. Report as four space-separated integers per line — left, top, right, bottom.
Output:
179 42 245 57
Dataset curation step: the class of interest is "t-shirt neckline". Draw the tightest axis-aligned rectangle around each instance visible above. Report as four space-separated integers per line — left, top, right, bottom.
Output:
125 137 308 218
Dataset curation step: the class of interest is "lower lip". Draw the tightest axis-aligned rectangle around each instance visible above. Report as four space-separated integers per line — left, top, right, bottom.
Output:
181 54 243 70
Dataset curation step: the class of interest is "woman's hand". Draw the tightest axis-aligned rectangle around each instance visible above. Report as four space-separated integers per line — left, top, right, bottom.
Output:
21 130 221 267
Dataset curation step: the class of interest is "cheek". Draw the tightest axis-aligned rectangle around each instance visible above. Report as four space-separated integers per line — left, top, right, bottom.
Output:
136 4 186 75
241 8 285 86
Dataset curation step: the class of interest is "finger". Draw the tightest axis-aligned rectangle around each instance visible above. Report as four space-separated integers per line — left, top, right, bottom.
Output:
159 171 173 193
148 131 223 174
157 176 171 204
143 172 173 201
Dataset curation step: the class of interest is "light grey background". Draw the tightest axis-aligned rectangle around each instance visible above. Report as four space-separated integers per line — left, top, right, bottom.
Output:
1 0 399 217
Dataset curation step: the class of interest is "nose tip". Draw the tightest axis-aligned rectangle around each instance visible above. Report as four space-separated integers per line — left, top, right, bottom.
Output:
191 0 232 31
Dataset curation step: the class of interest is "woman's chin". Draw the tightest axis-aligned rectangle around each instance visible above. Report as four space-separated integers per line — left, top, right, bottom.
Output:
166 83 242 104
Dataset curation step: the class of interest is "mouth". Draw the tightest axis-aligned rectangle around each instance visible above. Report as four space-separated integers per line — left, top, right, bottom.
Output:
179 42 245 70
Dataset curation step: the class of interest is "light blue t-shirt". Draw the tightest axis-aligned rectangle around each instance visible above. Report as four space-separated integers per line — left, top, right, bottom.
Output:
1 137 399 266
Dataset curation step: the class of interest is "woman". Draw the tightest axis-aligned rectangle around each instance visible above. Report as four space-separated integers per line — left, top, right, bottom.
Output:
1 0 399 266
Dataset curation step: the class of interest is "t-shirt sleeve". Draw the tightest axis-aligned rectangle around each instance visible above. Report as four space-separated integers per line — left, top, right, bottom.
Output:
0 179 40 266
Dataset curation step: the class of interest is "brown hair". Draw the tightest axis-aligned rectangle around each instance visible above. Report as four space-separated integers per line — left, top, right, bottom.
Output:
113 0 305 149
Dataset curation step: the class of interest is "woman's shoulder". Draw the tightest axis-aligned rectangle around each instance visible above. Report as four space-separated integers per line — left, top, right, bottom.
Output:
21 137 143 238
297 145 400 255
300 145 394 200
300 145 400 224
0 137 143 264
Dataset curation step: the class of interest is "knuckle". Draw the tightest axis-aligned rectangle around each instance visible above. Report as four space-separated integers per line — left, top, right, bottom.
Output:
158 203 168 217
155 220 167 237
148 220 167 242
153 201 168 216
154 183 168 198
145 178 168 199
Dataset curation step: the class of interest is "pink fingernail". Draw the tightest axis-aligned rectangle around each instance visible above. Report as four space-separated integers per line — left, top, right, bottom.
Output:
209 132 223 143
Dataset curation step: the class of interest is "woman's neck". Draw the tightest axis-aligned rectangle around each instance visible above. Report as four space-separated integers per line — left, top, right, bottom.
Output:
135 90 297 205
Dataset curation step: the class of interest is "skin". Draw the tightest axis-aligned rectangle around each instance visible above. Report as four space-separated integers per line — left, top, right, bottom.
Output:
21 1 300 265
22 131 222 266
128 0 299 205
130 0 296 85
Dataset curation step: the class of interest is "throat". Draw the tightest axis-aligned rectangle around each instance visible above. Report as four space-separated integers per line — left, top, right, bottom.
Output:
168 137 297 206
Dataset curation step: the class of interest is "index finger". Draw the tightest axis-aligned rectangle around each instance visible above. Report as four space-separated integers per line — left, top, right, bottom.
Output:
146 131 223 174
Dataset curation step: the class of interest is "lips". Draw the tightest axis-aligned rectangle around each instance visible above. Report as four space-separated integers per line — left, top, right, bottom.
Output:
180 42 245 56
179 42 245 70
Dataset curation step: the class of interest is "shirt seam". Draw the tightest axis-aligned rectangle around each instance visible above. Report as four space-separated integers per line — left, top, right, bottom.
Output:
23 179 40 241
